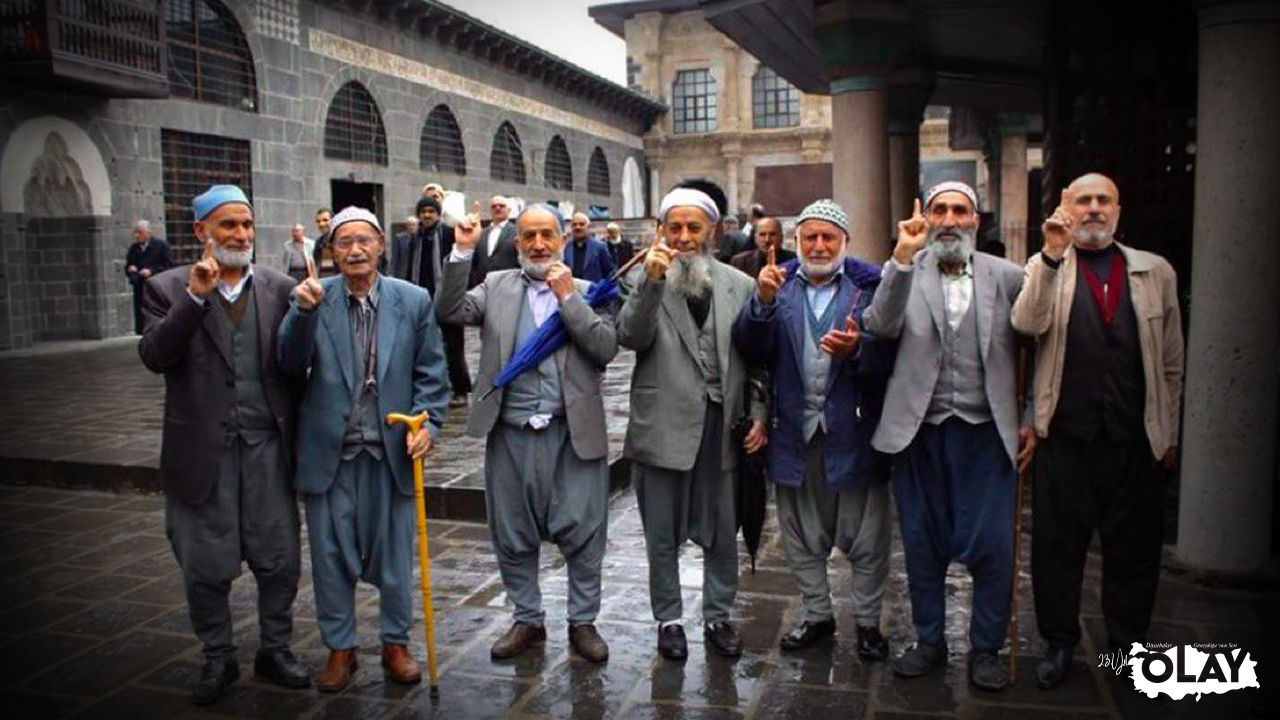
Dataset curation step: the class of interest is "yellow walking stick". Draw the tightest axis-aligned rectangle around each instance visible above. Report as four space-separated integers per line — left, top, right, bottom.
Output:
385 411 440 699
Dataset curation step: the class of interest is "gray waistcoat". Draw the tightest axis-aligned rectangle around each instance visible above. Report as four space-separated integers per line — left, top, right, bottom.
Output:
210 290 276 444
500 295 565 426
924 296 992 425
801 308 833 441
696 296 724 404
341 299 383 459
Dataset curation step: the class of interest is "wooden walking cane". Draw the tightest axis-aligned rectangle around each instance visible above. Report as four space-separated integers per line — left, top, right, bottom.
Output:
385 412 440 699
1008 345 1030 684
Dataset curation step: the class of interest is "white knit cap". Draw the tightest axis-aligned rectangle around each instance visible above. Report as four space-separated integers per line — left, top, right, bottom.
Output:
796 198 849 236
923 181 978 210
328 206 382 236
658 188 721 224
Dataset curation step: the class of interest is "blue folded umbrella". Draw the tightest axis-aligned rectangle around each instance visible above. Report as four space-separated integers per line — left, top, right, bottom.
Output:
487 276 621 394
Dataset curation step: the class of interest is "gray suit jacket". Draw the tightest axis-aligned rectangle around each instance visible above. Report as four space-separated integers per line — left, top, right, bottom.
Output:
862 249 1026 464
618 260 765 473
435 259 618 461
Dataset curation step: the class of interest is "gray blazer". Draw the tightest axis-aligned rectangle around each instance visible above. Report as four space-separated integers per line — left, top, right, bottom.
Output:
435 259 618 461
862 249 1026 464
618 260 765 473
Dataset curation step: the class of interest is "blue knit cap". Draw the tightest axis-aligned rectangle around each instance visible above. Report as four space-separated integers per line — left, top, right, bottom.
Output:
193 184 251 221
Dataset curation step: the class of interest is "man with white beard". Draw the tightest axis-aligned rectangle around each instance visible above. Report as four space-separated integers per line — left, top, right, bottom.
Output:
863 181 1034 691
139 185 309 705
618 187 767 661
435 203 618 664
1012 174 1182 689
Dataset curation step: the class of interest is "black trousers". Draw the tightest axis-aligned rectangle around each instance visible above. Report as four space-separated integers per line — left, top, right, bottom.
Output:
132 286 144 334
441 322 472 395
1031 432 1164 652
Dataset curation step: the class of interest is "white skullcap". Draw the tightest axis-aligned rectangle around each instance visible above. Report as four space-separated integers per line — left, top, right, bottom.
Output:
924 181 978 210
658 188 721 224
797 198 849 236
329 206 383 237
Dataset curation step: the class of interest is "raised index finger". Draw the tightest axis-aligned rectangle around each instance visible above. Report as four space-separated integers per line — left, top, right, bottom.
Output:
912 198 922 218
201 237 215 261
767 245 776 267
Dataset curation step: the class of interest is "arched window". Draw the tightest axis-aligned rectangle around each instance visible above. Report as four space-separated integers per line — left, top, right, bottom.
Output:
324 81 388 165
672 68 716 134
544 135 573 191
166 0 257 111
420 104 466 176
588 147 610 196
490 121 525 184
752 66 800 129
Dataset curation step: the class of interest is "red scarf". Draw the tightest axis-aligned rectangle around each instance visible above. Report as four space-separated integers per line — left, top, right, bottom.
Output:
1079 251 1126 327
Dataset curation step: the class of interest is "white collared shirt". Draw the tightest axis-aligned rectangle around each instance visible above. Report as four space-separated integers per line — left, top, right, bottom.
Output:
891 256 973 331
188 265 254 306
486 220 509 255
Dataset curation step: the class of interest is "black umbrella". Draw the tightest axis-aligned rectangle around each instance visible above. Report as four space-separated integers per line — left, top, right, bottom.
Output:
730 414 768 574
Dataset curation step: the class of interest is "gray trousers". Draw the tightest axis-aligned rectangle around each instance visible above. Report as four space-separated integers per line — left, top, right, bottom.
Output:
485 419 608 626
304 451 416 649
776 433 890 625
633 401 738 624
165 434 300 661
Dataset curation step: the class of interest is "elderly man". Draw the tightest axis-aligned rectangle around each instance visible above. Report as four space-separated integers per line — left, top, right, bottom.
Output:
280 224 314 283
732 199 893 660
604 222 634 268
730 216 796 279
421 183 444 203
436 203 618 663
125 219 174 333
312 207 338 278
716 214 750 262
392 196 473 408
469 195 519 287
138 185 307 705
563 211 616 283
619 187 767 661
1012 173 1183 689
863 182 1033 691
743 203 765 240
278 207 450 692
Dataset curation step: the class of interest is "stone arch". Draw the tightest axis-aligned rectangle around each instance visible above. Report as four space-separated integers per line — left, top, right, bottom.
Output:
1 116 111 216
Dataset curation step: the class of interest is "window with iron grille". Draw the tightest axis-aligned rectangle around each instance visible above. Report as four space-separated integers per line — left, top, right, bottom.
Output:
325 81 388 165
161 129 252 265
672 69 716 134
490 121 525 184
626 57 641 92
544 136 573 191
752 66 799 129
166 0 257 111
420 104 466 176
587 147 610 196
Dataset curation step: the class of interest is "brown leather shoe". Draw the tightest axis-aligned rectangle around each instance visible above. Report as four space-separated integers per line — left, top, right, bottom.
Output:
569 623 609 663
316 649 357 693
381 644 421 684
490 621 546 659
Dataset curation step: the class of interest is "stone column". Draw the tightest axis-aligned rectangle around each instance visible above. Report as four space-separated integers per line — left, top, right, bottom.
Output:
1176 1 1280 571
831 81 891 262
722 138 742 216
886 79 930 232
998 115 1030 264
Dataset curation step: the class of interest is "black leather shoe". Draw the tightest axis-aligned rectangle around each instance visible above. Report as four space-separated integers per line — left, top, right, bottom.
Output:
969 650 1009 691
658 624 688 661
193 657 239 706
780 618 836 651
254 648 310 689
1034 645 1073 690
891 641 947 678
704 621 742 658
856 625 889 661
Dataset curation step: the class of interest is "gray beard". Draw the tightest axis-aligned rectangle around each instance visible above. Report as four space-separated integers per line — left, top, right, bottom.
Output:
668 252 712 298
927 227 975 267
1072 226 1113 248
213 243 252 269
518 247 563 281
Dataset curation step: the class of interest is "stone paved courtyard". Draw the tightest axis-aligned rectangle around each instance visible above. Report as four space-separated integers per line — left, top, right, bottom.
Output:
0 482 1276 720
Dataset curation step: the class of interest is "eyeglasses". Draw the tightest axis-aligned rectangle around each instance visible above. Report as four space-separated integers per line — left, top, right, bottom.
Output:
332 235 379 250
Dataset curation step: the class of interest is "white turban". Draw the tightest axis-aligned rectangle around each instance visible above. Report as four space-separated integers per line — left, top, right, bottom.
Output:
658 188 721 225
924 181 978 210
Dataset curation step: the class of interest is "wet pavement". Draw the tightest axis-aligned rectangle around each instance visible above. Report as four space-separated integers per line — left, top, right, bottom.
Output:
0 481 1276 720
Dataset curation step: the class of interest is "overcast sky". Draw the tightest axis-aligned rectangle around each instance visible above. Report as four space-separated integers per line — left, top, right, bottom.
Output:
450 0 628 86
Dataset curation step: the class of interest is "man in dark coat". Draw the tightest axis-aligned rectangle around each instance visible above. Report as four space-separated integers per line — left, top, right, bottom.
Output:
138 185 309 706
730 217 795 279
562 211 616 283
125 219 174 333
469 195 519 287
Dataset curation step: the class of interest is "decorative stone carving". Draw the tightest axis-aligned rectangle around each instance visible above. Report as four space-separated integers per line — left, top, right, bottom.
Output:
23 133 92 218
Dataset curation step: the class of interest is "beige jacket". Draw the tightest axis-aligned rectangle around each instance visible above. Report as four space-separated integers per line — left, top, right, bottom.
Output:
1011 243 1183 459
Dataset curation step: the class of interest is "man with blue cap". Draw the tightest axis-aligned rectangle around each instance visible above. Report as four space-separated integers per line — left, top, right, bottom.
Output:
436 202 618 663
138 184 310 705
618 184 767 661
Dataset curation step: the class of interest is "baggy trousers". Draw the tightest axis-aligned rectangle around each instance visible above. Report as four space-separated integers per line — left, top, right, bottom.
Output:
633 401 738 624
165 434 300 661
484 419 608 626
893 418 1015 652
304 451 416 649
776 431 891 626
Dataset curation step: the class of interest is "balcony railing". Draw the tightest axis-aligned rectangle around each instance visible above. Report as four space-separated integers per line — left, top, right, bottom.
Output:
0 0 168 98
